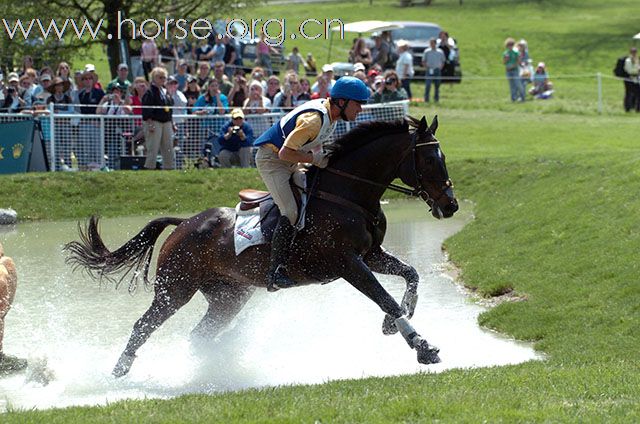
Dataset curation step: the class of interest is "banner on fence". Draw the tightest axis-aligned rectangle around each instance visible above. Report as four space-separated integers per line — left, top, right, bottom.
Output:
0 119 48 174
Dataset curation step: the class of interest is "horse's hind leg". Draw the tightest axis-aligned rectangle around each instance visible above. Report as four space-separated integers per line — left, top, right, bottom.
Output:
191 281 255 340
364 246 420 335
113 281 198 377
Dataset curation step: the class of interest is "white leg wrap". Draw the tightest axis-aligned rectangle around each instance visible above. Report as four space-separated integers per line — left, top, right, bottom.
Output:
395 316 421 348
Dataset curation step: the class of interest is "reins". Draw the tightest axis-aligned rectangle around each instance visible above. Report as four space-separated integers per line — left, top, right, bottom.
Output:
310 131 452 227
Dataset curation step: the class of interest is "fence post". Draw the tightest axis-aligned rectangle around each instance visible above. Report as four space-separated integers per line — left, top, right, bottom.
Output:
99 116 106 168
48 102 56 172
597 72 603 114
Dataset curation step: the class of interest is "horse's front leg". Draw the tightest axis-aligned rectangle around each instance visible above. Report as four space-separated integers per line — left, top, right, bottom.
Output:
364 246 419 335
339 253 440 365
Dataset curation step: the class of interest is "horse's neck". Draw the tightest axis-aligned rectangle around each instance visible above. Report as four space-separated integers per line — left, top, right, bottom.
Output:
327 134 411 208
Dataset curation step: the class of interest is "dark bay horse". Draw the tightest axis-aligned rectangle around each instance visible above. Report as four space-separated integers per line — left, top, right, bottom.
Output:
65 116 458 377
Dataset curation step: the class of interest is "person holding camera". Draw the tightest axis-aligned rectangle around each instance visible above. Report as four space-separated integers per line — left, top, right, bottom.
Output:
370 70 407 103
216 108 254 168
0 73 24 113
228 74 249 107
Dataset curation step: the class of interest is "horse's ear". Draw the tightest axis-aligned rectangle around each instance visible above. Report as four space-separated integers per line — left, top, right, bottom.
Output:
429 115 438 135
405 116 420 128
418 116 428 133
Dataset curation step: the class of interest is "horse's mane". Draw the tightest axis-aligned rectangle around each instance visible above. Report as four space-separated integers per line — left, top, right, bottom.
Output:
325 119 409 161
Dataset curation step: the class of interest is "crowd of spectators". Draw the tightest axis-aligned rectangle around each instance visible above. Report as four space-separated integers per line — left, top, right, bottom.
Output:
502 37 553 102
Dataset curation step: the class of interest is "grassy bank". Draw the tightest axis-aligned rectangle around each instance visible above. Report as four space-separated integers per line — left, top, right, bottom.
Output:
3 108 640 421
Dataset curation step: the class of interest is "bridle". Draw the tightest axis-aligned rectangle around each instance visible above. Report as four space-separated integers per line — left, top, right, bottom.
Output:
319 130 453 214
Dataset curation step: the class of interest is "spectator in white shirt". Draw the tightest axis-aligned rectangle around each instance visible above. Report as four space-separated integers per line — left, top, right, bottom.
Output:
395 40 414 100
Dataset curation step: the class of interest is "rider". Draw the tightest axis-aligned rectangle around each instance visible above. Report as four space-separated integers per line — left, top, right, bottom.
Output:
254 76 370 292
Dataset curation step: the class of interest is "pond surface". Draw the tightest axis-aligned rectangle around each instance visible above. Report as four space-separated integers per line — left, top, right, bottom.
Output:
0 201 539 411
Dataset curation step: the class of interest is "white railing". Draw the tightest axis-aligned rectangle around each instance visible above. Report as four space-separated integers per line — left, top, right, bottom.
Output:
0 101 409 171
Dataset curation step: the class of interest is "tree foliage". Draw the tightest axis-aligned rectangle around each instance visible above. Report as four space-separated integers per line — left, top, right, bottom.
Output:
0 0 258 76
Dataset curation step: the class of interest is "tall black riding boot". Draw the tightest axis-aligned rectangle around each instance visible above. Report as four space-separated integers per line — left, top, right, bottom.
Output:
267 216 297 292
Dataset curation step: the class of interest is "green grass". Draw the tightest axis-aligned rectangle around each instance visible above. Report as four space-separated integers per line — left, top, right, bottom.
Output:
75 0 638 115
3 0 640 421
3 107 640 422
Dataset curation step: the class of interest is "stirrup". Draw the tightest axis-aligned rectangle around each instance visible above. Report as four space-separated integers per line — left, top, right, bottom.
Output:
267 266 297 292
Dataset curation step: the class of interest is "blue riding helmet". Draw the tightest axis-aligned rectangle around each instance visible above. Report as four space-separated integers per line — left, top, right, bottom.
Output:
330 76 370 102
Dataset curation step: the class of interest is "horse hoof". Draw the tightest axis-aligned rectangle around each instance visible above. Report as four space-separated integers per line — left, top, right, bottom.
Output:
382 314 398 335
112 353 136 378
415 340 441 365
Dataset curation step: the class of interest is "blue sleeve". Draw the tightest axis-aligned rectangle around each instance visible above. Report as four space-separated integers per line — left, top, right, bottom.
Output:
220 94 229 113
242 123 254 147
192 95 205 113
217 122 230 145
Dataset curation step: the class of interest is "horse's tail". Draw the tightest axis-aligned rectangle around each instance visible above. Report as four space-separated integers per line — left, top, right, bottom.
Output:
64 215 184 292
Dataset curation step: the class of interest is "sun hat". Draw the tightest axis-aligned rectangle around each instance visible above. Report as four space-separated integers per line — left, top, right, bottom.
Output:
231 108 245 119
47 77 71 93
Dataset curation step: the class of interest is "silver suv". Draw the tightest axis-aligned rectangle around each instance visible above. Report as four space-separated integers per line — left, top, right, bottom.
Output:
387 21 461 83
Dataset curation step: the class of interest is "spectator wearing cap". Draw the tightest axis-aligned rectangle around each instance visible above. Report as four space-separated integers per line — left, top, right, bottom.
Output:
35 73 53 103
172 59 191 91
0 73 23 113
529 62 554 99
78 70 105 114
623 47 640 112
353 63 366 74
395 40 414 99
370 70 408 104
422 37 445 103
107 64 131 94
84 64 102 90
311 64 335 93
142 67 175 170
183 76 201 109
502 37 521 102
216 108 255 168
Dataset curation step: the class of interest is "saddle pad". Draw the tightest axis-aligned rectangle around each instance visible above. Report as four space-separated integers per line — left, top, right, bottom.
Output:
234 203 266 255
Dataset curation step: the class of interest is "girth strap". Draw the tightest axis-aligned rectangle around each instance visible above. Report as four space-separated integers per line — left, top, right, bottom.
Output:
313 189 380 226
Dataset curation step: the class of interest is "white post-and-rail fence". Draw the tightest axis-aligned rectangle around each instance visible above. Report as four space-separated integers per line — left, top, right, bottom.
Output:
0 101 409 171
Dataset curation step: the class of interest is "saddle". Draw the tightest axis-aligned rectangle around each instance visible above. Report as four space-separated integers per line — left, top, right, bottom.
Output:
236 170 308 241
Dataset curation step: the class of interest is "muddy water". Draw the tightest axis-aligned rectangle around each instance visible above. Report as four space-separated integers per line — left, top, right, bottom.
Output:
0 201 539 411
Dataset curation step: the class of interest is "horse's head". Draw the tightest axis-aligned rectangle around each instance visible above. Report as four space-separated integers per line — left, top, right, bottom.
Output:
400 115 458 219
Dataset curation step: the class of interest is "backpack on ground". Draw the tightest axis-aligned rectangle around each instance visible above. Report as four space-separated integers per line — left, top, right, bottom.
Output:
614 56 629 78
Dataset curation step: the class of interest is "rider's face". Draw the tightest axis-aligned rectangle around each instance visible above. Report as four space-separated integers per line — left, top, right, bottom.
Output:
343 100 363 121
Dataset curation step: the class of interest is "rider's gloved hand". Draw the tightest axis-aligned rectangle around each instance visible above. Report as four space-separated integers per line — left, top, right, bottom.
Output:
311 150 330 168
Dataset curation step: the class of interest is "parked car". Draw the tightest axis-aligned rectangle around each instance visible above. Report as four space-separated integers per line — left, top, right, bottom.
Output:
377 21 462 83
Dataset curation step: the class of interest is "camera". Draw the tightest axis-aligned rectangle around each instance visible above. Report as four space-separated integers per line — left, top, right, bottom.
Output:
385 77 395 85
231 125 240 135
7 87 15 95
